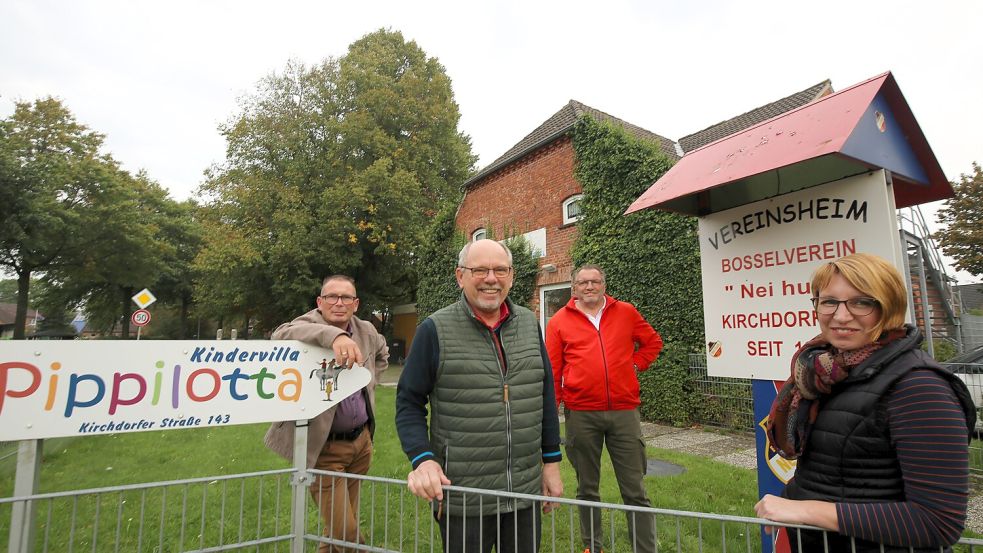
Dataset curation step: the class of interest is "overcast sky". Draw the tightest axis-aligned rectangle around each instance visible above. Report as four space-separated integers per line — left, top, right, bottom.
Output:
2 0 980 282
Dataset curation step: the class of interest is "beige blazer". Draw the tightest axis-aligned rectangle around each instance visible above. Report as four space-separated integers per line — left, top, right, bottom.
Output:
263 310 389 468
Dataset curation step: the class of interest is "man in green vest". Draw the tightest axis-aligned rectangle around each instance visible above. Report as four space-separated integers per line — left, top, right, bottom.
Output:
396 239 564 553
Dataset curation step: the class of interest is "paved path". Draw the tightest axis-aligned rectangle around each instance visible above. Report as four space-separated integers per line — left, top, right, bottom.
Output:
640 422 757 470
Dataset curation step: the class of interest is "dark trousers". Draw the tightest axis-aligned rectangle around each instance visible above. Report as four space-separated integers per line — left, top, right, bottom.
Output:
436 506 542 553
565 408 655 553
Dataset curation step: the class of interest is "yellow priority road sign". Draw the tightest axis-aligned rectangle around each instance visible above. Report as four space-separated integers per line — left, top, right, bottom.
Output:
132 288 157 309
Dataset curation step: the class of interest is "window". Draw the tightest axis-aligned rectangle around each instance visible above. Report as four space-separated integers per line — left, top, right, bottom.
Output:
472 228 487 241
520 228 546 258
539 283 572 332
562 195 583 224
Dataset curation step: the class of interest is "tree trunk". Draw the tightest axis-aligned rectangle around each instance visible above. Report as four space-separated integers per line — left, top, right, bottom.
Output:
120 287 131 339
178 295 190 340
13 270 31 340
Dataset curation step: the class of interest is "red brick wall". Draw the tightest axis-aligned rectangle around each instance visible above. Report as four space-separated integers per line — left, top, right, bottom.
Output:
456 137 580 315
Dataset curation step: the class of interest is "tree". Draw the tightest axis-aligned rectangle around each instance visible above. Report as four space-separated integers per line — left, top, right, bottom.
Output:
415 204 466 321
0 97 114 338
196 29 475 332
42 170 177 338
0 277 43 307
503 235 539 310
935 162 983 278
151 198 203 338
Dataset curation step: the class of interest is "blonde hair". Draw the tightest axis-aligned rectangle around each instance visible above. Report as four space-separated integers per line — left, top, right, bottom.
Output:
811 253 907 341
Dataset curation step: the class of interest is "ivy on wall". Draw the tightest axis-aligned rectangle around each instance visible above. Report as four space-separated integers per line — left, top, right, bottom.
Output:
414 211 540 321
502 234 539 310
415 204 466 322
570 116 705 425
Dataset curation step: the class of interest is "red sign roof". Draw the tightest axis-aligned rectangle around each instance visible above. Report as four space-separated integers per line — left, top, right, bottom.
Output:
626 72 952 216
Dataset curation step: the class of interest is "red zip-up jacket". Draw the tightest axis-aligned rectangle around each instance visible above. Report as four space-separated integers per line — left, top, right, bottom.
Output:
545 295 663 411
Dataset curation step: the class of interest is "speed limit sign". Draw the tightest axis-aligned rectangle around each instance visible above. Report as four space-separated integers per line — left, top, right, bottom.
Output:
131 309 151 327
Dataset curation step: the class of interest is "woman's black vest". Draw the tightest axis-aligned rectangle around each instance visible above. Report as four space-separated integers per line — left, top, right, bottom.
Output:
783 326 975 553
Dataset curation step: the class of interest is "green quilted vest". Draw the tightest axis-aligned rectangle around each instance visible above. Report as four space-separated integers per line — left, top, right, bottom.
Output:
428 296 545 515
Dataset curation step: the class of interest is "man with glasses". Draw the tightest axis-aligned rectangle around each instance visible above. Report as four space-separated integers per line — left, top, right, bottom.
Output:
264 275 389 553
396 239 563 553
545 264 663 553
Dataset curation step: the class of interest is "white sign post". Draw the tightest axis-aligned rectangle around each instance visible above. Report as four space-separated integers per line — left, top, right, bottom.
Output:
698 171 906 380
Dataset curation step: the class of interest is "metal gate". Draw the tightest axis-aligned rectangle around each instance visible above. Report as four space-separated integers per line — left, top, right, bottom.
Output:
5 468 983 552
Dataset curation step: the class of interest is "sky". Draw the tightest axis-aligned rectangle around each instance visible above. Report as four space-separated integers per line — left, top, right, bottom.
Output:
2 0 980 283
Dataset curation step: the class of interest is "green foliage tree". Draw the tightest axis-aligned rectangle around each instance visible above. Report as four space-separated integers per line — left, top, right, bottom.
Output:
196 29 475 332
415 204 466 321
570 116 703 425
503 235 539 310
148 198 202 338
0 97 115 338
0 277 43 307
42 171 179 338
935 162 983 278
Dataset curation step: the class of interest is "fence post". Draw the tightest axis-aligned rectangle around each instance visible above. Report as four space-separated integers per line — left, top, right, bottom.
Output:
291 420 310 553
8 439 42 553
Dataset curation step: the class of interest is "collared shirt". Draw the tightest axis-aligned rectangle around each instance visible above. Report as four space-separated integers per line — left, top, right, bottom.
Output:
329 323 369 433
582 297 606 330
470 301 511 375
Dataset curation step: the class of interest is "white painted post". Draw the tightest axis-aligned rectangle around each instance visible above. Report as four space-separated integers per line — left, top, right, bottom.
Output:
291 421 310 553
8 439 42 553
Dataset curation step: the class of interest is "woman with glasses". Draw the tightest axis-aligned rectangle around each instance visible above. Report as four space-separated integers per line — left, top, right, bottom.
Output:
754 253 975 553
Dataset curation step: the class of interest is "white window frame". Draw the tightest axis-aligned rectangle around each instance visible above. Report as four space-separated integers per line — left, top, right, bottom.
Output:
539 282 572 334
471 228 487 241
519 228 546 258
562 194 583 225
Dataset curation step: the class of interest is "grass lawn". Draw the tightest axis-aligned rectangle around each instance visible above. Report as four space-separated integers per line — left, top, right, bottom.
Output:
0 386 767 552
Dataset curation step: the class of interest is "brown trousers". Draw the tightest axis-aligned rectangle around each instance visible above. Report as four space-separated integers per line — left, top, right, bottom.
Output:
310 428 372 553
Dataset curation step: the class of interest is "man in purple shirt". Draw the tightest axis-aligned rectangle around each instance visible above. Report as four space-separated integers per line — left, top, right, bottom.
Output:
265 275 389 553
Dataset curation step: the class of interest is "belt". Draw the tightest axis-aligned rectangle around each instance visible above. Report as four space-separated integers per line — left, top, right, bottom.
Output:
327 423 365 441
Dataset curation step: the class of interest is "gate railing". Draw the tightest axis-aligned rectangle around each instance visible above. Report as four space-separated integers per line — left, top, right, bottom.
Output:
5 469 983 552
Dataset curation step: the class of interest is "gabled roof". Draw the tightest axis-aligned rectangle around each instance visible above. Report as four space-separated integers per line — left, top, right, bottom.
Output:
678 80 832 153
463 100 678 189
626 72 952 216
0 302 41 325
957 283 983 311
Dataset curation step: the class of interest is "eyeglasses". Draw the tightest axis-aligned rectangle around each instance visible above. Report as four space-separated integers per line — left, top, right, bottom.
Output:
574 279 605 287
460 266 512 278
811 296 879 316
320 294 357 306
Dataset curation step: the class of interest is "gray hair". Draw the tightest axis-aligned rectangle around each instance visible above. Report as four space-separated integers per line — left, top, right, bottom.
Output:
571 264 606 283
458 239 513 267
321 274 356 288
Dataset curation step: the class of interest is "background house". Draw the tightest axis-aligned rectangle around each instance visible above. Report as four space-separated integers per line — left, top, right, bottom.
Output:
454 81 832 330
0 303 42 339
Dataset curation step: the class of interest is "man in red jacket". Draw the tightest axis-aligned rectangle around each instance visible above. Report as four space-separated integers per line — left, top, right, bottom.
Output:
545 264 663 553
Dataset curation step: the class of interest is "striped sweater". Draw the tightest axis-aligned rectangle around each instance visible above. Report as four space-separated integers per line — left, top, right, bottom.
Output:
835 368 969 546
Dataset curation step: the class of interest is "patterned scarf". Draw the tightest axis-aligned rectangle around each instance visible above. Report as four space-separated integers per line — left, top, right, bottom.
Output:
766 329 905 459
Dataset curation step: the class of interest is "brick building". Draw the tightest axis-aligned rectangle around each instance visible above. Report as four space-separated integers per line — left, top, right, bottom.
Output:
454 81 832 330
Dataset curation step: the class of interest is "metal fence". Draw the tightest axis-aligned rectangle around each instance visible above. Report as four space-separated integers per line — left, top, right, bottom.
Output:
4 469 983 552
687 354 983 481
688 354 754 432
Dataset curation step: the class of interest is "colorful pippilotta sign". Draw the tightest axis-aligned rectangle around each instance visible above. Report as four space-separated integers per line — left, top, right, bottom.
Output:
0 340 370 441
